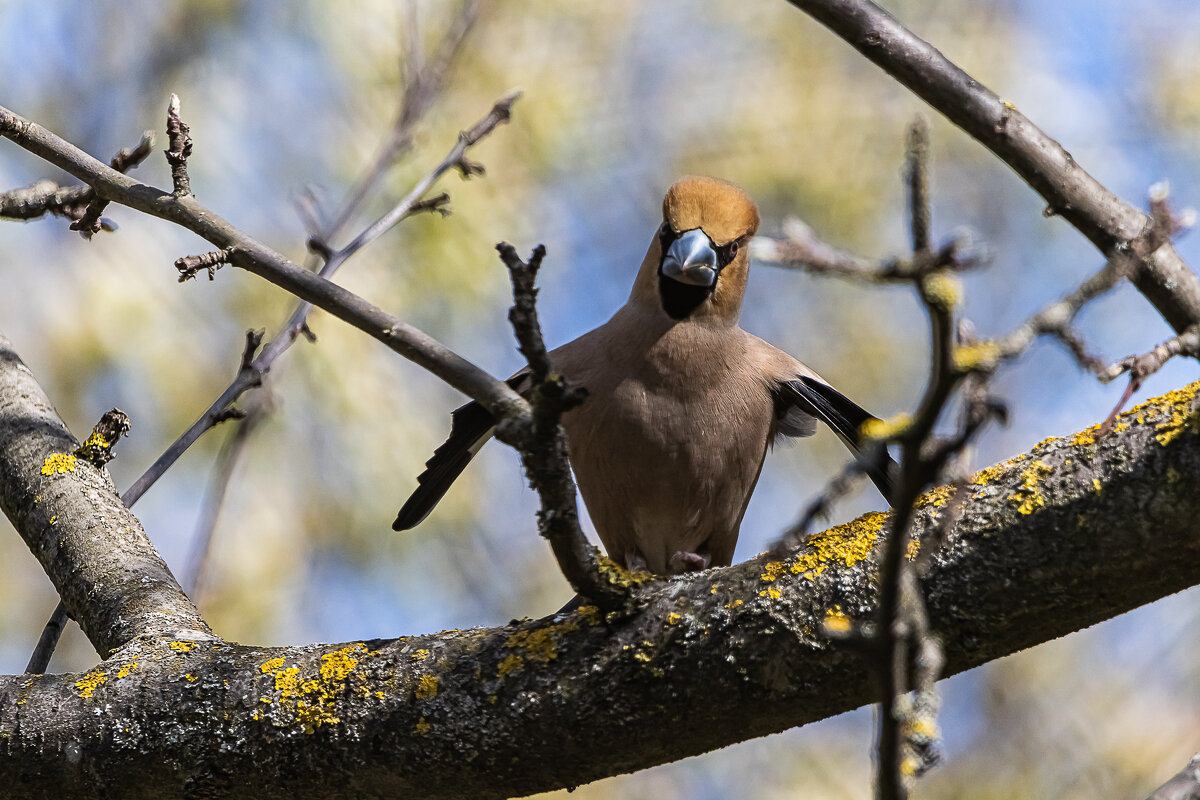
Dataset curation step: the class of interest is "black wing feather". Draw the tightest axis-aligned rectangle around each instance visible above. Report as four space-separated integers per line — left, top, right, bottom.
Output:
392 400 496 531
776 376 897 504
393 373 530 532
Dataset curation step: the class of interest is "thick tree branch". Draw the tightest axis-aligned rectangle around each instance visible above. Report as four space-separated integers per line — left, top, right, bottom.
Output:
3 325 1198 797
785 0 1200 334
0 334 211 661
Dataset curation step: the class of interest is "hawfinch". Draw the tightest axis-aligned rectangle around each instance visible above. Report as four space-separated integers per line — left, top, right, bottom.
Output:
394 176 894 575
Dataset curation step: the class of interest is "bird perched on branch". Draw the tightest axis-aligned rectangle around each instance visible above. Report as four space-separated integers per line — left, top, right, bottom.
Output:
394 176 894 575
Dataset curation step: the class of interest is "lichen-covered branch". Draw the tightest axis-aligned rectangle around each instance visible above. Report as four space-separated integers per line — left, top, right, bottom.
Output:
0 334 210 660
3 323 1199 797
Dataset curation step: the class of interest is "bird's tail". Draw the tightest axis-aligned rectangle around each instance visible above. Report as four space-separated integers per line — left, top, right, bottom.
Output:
392 400 497 531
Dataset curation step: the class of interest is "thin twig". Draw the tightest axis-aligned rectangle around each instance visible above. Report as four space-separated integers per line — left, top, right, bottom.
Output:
785 0 1200 335
165 93 193 197
332 90 519 264
324 0 484 238
184 399 266 601
0 103 528 422
496 243 627 610
176 248 235 281
1 130 153 230
754 219 984 283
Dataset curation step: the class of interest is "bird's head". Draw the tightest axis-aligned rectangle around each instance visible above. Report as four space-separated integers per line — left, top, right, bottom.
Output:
632 176 759 323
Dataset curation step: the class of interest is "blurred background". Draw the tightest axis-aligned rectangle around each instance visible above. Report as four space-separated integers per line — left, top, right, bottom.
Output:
1 0 1198 797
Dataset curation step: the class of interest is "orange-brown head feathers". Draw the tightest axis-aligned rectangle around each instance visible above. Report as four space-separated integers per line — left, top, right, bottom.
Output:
631 176 759 323
662 176 759 245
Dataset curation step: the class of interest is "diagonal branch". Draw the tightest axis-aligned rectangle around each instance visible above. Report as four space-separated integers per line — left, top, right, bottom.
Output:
785 0 1200 335
0 103 529 427
0 333 211 661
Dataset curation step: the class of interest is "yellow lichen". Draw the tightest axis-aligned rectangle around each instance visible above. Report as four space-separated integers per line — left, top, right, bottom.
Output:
914 484 954 509
497 653 524 678
1141 383 1200 446
260 657 285 674
921 273 961 311
1009 460 1052 515
256 643 370 733
415 674 438 701
783 511 887 581
596 553 652 588
823 606 851 634
906 537 921 559
759 587 782 600
952 340 1001 372
666 612 681 625
860 413 913 440
760 561 785 583
75 669 107 699
1092 478 1102 493
723 599 744 609
169 641 196 653
184 674 198 683
411 648 430 660
970 458 1017 486
81 430 110 451
414 717 431 735
904 714 940 740
320 646 359 683
506 619 579 664
576 605 600 624
41 453 77 476
115 661 138 679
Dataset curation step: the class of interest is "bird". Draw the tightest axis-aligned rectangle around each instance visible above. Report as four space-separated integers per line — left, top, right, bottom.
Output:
394 176 894 575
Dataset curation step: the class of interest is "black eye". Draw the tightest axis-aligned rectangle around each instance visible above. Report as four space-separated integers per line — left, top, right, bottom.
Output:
728 241 739 258
659 222 678 246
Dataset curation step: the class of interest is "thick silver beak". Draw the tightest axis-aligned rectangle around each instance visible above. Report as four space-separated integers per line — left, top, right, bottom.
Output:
661 229 719 287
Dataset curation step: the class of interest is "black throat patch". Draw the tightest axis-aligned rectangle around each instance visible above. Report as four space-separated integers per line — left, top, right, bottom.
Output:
658 274 713 319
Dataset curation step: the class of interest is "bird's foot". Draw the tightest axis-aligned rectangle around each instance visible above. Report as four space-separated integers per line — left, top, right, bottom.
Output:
669 550 710 574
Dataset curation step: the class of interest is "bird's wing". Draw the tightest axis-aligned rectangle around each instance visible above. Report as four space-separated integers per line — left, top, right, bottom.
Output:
774 375 896 504
392 373 530 532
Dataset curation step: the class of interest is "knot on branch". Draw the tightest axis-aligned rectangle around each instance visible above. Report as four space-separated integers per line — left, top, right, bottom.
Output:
176 247 234 281
75 408 132 467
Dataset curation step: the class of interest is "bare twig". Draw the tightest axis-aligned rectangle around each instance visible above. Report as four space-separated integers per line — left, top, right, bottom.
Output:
176 247 235 281
784 0 1200 335
165 93 193 197
771 458 871 558
1102 323 1200 388
324 0 484 238
0 103 528 422
754 220 984 283
496 243 627 610
184 398 266 601
332 90 519 264
1 130 153 232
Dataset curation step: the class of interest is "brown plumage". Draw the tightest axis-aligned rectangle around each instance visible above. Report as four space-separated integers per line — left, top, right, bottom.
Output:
394 176 894 575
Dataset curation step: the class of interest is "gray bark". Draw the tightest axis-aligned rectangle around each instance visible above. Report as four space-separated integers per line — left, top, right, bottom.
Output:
2 333 1199 799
